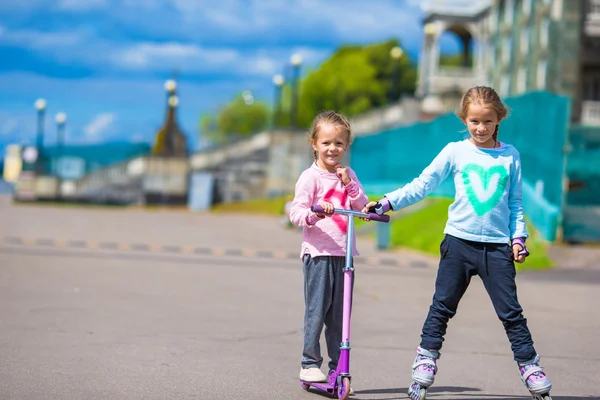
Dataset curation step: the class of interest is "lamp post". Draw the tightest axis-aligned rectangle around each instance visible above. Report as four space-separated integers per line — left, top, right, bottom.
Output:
164 79 177 96
289 53 302 129
389 46 403 103
55 112 67 181
272 74 284 129
34 98 47 174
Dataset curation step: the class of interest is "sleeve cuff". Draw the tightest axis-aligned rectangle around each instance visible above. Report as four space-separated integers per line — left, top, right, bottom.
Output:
379 197 392 212
511 237 526 247
344 180 359 197
306 212 324 226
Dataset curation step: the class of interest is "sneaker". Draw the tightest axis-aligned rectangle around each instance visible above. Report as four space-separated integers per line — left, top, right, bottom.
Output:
299 367 327 382
520 362 552 394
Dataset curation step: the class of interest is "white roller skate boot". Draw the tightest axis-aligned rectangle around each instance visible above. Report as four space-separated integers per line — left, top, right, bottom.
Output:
407 347 438 400
519 355 552 400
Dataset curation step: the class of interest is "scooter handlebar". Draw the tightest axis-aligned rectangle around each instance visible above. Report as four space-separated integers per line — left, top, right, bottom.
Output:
367 213 391 223
310 205 390 223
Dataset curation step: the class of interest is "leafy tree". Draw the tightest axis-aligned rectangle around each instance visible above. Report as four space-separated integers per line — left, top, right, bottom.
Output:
198 39 418 143
297 39 417 127
199 93 269 145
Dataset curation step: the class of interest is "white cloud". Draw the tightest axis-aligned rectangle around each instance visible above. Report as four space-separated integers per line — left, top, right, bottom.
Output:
111 42 285 77
0 25 84 49
302 1 421 42
57 0 109 12
0 1 428 79
0 111 36 146
113 42 238 70
246 55 278 76
84 113 116 140
1 118 19 136
0 1 47 12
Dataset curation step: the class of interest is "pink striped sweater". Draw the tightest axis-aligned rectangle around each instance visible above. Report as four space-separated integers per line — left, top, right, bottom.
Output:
290 163 369 258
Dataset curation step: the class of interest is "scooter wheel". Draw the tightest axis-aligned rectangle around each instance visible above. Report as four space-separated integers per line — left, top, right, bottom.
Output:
337 377 351 400
300 381 310 391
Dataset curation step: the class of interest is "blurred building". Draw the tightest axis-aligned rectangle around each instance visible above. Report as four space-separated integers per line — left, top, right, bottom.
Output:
414 0 600 242
488 0 600 125
417 0 600 126
417 0 493 115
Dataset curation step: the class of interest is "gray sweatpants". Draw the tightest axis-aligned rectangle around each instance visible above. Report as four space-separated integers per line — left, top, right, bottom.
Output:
301 254 353 371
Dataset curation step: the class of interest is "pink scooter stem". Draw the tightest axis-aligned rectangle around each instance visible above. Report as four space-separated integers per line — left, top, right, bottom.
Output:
302 206 390 398
338 213 354 374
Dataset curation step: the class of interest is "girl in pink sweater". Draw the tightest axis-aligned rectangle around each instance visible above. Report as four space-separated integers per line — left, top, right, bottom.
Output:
290 111 368 384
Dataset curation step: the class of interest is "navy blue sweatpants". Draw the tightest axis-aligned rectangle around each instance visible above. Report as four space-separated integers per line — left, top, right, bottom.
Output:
420 234 537 363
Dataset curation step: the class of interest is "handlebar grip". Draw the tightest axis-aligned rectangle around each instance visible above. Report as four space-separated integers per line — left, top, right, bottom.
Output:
310 205 328 214
311 205 390 223
368 213 390 223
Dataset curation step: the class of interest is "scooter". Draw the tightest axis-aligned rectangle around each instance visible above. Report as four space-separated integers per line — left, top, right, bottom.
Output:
301 205 390 399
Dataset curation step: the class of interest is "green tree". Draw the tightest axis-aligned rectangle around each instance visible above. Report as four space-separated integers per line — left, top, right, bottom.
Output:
297 39 417 127
200 93 269 145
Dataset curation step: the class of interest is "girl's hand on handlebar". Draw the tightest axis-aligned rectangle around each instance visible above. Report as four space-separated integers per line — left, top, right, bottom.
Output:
361 201 378 214
361 201 378 221
317 201 334 216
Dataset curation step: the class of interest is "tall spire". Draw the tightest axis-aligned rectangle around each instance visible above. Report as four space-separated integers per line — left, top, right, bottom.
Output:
152 78 188 157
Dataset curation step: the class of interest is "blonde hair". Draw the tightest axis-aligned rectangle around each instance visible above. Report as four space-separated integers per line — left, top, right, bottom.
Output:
457 86 509 141
308 111 352 160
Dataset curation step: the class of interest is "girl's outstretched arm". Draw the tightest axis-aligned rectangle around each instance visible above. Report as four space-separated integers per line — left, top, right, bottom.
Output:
384 143 455 211
289 171 323 227
508 151 528 239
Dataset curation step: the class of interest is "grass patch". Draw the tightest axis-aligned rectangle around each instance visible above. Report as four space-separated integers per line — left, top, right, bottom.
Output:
388 197 554 271
211 196 288 216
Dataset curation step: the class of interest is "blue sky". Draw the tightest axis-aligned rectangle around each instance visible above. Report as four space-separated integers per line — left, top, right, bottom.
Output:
0 0 452 154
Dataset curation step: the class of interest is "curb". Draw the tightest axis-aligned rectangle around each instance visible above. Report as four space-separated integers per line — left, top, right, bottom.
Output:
0 235 430 268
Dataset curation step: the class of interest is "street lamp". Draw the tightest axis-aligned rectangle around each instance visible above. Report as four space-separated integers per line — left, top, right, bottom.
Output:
390 46 403 60
34 98 47 174
55 112 67 179
168 95 179 108
164 79 177 112
164 79 177 94
389 46 404 103
242 90 255 105
290 53 302 129
272 74 284 129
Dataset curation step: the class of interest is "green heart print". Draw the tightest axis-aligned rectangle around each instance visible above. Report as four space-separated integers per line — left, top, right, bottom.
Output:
462 164 509 216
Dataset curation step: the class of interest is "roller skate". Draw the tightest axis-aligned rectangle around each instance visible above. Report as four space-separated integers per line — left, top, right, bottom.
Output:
519 355 552 400
407 348 438 400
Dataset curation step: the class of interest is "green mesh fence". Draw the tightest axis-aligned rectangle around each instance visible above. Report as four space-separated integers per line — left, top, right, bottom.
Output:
351 91 571 242
562 125 600 242
566 126 600 206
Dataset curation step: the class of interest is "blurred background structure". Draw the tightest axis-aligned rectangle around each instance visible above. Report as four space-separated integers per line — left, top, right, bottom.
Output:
2 0 600 243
